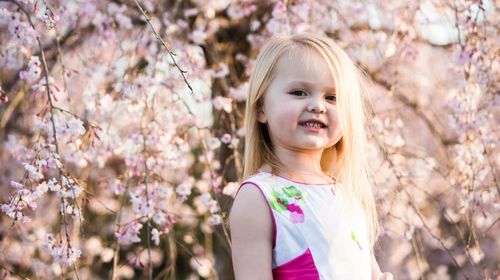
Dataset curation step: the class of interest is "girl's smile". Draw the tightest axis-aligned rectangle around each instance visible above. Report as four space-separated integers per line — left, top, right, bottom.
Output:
298 117 329 131
299 122 327 133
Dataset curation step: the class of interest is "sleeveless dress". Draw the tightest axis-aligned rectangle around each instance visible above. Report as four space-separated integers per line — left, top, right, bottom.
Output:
236 171 372 279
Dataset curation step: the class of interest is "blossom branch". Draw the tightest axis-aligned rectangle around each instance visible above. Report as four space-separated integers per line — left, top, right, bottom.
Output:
4 1 82 277
132 0 194 94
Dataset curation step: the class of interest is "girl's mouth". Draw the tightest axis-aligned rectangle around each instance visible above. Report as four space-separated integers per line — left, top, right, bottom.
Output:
299 122 327 132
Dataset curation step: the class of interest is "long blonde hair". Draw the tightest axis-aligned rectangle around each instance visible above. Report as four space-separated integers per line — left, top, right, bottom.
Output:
242 33 380 250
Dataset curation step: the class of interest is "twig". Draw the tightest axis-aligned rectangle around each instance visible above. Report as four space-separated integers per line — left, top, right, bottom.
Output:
132 0 193 94
111 180 130 280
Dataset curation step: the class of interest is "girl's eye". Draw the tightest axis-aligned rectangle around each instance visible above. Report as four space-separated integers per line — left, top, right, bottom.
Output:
326 94 337 101
289 90 307 96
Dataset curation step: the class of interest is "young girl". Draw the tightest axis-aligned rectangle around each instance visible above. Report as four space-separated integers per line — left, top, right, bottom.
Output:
229 33 393 280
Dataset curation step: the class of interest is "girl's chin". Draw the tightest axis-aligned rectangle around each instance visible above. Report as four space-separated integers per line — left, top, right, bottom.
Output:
293 142 329 150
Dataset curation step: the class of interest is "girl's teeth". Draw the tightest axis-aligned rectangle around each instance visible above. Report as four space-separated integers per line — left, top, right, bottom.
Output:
304 122 322 128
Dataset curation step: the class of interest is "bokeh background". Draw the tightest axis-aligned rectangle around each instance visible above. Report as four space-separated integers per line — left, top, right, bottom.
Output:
0 0 498 279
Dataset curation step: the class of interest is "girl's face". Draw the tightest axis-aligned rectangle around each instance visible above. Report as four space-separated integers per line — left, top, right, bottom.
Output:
258 48 343 152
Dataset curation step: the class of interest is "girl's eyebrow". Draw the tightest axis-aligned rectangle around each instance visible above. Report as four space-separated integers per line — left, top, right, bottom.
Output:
287 80 336 92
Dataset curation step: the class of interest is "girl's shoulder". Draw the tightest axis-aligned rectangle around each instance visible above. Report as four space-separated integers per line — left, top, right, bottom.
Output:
233 172 267 201
230 173 275 244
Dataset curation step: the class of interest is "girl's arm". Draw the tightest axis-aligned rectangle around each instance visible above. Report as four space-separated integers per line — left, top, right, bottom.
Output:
371 252 393 280
230 184 274 280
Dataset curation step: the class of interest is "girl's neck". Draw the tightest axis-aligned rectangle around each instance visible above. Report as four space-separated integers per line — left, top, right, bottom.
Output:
259 164 336 184
263 146 336 184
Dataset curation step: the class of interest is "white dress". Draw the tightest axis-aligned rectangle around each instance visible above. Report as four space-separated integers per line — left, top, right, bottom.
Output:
236 171 372 280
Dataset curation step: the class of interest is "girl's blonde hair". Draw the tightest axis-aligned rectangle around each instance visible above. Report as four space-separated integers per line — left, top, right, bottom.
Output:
242 33 380 250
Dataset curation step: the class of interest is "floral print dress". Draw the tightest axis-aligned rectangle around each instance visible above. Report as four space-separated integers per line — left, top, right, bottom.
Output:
236 171 372 280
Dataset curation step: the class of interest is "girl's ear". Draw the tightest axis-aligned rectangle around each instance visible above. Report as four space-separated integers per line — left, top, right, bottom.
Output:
257 107 267 124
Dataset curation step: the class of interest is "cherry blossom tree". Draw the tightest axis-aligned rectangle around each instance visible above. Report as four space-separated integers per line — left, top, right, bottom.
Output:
0 0 498 279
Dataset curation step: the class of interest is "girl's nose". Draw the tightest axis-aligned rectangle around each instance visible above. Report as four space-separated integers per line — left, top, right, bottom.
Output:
306 96 326 113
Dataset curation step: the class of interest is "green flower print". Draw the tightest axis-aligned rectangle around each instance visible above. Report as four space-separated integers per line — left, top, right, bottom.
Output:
351 230 363 251
269 185 305 223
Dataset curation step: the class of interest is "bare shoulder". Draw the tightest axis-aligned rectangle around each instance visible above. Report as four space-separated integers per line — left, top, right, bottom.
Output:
229 183 273 279
229 183 273 242
230 183 272 224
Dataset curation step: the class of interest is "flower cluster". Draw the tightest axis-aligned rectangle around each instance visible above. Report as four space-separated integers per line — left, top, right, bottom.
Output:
19 56 41 83
200 192 222 225
44 234 82 266
6 10 38 47
115 221 143 245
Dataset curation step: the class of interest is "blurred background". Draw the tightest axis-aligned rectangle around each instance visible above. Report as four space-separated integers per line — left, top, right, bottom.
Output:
0 0 498 279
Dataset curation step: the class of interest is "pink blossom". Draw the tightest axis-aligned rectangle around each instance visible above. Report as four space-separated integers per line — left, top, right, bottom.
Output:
176 180 193 201
229 83 248 102
19 56 41 83
1 203 24 221
226 1 256 20
272 2 288 20
151 228 160 246
43 8 59 30
23 163 44 181
200 193 220 213
212 96 233 113
112 5 133 30
208 214 222 225
31 76 61 99
189 27 208 45
130 186 155 218
47 178 61 192
226 4 245 20
220 133 232 144
44 234 82 265
115 13 132 29
211 63 229 78
65 117 86 138
62 185 82 199
33 180 53 198
10 181 24 189
110 178 126 195
152 211 167 225
7 12 37 47
115 221 143 245
250 20 261 31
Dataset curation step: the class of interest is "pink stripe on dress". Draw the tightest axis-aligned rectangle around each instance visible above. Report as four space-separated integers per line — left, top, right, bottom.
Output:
272 248 320 280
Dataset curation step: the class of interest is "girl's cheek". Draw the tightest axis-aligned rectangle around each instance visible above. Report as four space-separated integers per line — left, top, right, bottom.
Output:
328 109 340 121
284 109 300 124
274 114 292 127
